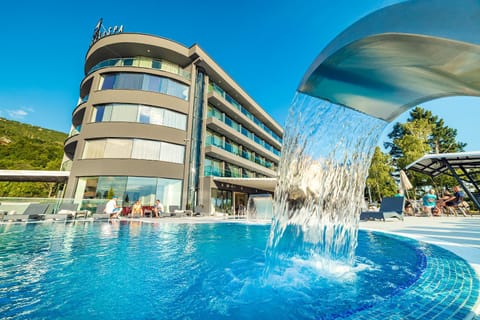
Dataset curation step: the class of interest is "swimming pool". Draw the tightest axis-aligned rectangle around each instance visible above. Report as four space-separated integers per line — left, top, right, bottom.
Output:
0 221 477 319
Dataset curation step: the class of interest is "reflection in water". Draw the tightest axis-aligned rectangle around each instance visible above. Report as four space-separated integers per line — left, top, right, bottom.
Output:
266 93 387 271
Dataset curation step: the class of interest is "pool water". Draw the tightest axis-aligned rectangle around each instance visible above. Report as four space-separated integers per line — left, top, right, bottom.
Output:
0 221 477 319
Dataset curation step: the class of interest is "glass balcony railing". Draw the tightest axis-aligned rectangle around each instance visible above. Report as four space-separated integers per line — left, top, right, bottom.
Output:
87 57 191 80
208 83 282 144
224 167 242 178
77 94 89 106
68 125 81 138
208 105 281 157
61 160 73 171
205 136 277 172
204 165 222 177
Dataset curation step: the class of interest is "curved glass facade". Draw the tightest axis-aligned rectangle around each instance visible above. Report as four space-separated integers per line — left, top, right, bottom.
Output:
100 73 189 101
92 103 187 131
75 176 182 210
83 138 185 164
87 56 191 80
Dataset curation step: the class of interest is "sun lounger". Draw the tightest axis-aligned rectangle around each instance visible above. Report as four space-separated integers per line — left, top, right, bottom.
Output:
360 196 405 221
3 203 50 222
43 203 79 221
92 203 109 220
0 202 31 221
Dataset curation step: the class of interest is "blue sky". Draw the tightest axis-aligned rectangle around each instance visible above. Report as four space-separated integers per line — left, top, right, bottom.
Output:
0 0 478 151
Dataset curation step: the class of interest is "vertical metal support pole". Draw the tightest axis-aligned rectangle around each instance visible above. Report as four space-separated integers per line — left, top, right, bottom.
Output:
444 159 480 210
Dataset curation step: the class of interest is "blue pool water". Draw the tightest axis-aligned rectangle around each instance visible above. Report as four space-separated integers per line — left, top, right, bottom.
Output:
0 221 477 319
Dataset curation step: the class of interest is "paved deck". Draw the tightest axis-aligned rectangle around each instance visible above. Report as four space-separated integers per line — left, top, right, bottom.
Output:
360 216 480 318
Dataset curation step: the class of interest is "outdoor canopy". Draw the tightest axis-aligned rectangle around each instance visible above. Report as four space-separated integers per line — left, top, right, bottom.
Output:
406 151 480 210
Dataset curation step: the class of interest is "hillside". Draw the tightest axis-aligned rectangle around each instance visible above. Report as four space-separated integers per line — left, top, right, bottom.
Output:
0 117 67 197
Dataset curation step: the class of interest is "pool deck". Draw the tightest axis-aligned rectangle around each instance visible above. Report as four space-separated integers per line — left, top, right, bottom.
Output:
359 216 480 319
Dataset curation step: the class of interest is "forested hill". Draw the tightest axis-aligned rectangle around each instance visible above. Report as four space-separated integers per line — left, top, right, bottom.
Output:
0 117 67 171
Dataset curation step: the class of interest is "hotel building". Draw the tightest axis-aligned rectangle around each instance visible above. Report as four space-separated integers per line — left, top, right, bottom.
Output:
63 25 283 214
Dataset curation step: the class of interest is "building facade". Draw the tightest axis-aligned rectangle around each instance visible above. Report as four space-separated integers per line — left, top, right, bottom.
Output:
63 28 283 215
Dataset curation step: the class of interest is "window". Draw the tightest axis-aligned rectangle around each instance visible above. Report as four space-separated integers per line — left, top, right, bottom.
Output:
157 178 182 210
104 139 132 158
110 104 138 122
76 176 183 211
160 142 184 164
138 106 151 124
164 109 187 130
82 138 184 164
125 176 156 204
211 189 232 214
100 73 189 100
83 140 106 158
150 107 164 125
92 103 187 130
132 139 161 160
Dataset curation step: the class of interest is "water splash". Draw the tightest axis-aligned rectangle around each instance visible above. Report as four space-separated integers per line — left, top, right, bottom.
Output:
265 93 388 272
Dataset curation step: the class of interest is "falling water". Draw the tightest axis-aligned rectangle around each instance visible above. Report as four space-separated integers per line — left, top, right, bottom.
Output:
265 93 388 274
246 194 274 221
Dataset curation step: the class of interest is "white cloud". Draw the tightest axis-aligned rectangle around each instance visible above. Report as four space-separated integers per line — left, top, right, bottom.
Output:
6 108 33 119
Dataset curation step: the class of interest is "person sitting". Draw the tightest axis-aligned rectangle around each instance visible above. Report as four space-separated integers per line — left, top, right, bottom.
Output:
105 196 122 219
131 200 143 218
152 199 164 218
443 186 467 216
394 189 403 197
422 189 437 216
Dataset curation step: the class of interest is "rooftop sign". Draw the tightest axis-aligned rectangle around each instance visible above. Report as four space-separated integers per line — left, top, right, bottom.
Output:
91 18 123 46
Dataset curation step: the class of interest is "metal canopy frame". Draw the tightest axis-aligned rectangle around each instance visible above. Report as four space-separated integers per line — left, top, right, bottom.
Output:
406 152 480 209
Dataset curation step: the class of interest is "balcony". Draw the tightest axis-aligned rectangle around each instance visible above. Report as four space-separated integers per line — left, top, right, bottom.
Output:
204 145 276 177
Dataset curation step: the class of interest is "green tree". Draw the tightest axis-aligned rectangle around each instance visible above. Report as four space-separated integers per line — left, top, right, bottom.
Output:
366 147 397 202
395 118 432 170
384 106 466 192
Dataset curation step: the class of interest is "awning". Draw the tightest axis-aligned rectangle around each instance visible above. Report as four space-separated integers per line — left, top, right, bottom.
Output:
406 151 480 209
212 177 277 193
0 170 70 183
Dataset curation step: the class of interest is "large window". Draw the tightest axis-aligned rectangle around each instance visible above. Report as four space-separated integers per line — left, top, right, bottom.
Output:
211 189 232 214
92 103 187 130
87 57 191 80
83 138 185 164
75 176 182 210
100 73 189 100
